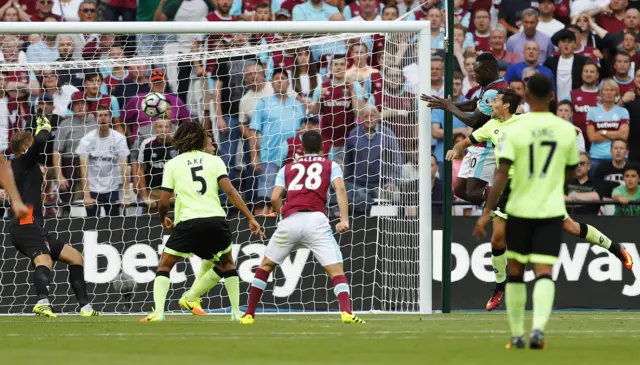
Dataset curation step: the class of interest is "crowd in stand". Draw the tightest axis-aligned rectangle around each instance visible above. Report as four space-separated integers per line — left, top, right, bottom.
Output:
0 0 638 217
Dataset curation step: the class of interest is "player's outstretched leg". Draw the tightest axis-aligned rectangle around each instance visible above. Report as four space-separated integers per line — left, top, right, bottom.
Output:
141 253 181 322
487 216 507 311
563 217 633 270
240 259 274 324
505 260 525 349
325 264 365 324
530 265 555 350
58 245 101 316
32 254 56 318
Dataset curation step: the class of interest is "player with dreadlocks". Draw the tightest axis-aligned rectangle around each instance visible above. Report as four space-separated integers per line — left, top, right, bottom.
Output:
141 122 264 322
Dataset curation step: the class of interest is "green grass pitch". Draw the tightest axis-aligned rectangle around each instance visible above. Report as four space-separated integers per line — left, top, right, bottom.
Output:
1 312 638 365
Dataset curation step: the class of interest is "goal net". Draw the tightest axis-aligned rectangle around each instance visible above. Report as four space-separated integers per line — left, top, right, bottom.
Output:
0 21 432 315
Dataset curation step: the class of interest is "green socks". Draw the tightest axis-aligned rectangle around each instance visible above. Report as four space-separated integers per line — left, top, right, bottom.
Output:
532 277 555 331
153 273 171 315
185 269 221 302
505 281 526 337
491 248 507 285
224 275 240 314
192 259 215 289
585 224 612 249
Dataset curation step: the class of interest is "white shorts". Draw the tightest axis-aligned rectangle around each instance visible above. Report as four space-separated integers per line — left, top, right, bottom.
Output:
457 145 495 184
264 211 343 267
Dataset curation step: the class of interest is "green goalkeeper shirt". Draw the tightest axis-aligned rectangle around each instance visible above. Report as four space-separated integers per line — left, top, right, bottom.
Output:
161 150 228 225
496 112 580 219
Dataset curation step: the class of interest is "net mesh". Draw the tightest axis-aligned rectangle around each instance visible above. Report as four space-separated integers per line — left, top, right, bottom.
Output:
0 28 423 314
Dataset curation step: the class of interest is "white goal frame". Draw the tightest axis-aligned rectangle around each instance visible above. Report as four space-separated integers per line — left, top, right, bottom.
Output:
0 21 433 315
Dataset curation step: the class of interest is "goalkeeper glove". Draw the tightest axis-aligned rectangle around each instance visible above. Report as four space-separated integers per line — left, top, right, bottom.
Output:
35 114 52 135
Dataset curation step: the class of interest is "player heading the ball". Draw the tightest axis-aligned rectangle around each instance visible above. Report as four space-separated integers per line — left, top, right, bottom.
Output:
240 129 365 325
141 122 264 323
10 114 101 317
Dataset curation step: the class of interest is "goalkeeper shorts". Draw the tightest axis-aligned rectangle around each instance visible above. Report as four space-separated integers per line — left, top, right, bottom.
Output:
10 223 65 264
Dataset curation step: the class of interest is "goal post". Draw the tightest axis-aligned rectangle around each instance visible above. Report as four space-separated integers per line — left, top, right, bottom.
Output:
0 21 433 315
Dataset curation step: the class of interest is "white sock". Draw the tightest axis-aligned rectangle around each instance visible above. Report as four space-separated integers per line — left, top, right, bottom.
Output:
37 299 50 305
81 304 92 312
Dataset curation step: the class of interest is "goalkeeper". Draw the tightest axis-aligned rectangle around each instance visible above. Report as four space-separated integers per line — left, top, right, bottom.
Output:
9 114 101 317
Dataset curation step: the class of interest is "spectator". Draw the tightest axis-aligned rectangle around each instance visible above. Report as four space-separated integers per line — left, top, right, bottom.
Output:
396 0 419 17
191 0 237 79
311 55 368 164
252 2 271 21
30 0 62 21
239 63 274 126
593 139 630 196
613 164 640 216
53 0 83 21
83 33 115 61
595 0 629 34
506 8 555 64
70 1 98 61
137 0 170 58
576 13 603 49
567 61 600 140
344 0 383 20
207 35 257 186
105 0 136 22
75 72 121 124
453 0 470 28
509 78 528 112
462 53 477 95
0 0 30 21
102 46 127 93
559 24 604 63
26 34 60 63
381 67 417 163
77 107 130 217
429 8 445 50
601 8 640 54
278 0 303 15
381 4 399 21
432 154 443 215
345 43 379 91
249 68 304 214
343 105 401 215
565 152 602 215
504 41 555 82
112 64 149 110
619 33 640 73
498 0 539 35
53 94 97 216
544 30 589 100
136 118 176 212
623 68 640 163
453 24 476 55
54 35 84 88
611 53 636 96
310 13 348 75
291 47 321 113
346 0 382 21
432 71 469 175
557 99 587 153
490 24 521 64
586 80 630 172
535 0 565 36
283 117 329 165
0 35 27 65
570 0 610 16
292 0 339 21
38 69 78 117
471 8 492 52
430 56 445 97
122 69 191 145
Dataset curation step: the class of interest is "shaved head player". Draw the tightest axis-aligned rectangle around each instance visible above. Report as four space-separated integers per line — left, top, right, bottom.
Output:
421 53 508 206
